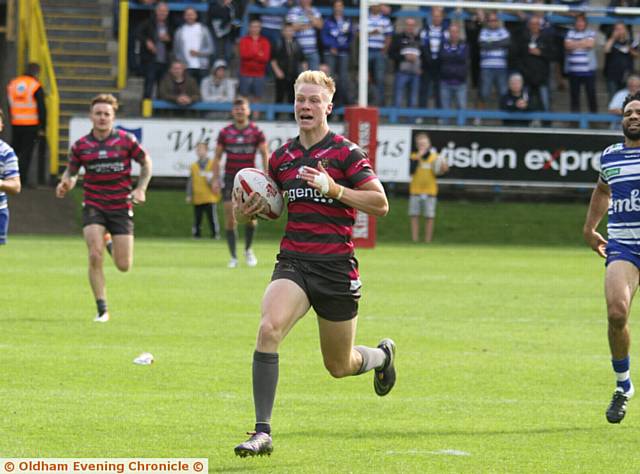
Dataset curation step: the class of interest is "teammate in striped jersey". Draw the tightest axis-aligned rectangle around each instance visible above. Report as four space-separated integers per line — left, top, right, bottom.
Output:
584 91 640 423
55 94 152 323
233 71 395 458
0 109 22 244
212 97 268 268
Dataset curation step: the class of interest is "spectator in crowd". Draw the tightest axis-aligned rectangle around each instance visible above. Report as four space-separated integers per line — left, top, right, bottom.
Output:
390 18 422 110
201 59 237 104
158 60 201 106
287 0 323 70
256 0 292 50
136 1 174 99
271 22 307 109
564 13 598 113
186 141 220 240
478 11 510 114
608 74 640 116
238 19 271 118
6 62 46 188
604 21 637 101
464 9 484 93
367 2 393 106
409 132 448 243
208 0 240 64
513 15 554 115
173 7 214 84
321 0 354 107
439 22 468 121
499 72 531 127
419 6 448 109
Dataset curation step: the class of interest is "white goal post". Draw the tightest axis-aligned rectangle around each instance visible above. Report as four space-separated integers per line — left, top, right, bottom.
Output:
357 0 640 107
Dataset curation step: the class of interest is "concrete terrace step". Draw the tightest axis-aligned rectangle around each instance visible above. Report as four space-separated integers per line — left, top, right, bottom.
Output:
45 14 105 27
55 62 114 76
58 75 116 89
60 88 118 100
51 51 112 64
47 27 107 39
49 39 109 52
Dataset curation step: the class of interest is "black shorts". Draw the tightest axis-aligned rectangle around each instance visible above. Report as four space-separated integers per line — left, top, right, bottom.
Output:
82 205 134 235
271 254 362 322
223 174 235 201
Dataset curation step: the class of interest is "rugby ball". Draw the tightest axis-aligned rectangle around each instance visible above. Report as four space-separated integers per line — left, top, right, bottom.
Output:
233 168 284 220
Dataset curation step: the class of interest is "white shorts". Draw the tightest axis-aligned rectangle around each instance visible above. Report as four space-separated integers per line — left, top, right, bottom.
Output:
409 194 437 218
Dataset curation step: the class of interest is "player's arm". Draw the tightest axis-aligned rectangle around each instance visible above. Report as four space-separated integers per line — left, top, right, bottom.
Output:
300 163 389 217
232 188 263 225
55 167 79 198
0 176 21 195
131 155 153 204
583 178 611 258
211 144 224 194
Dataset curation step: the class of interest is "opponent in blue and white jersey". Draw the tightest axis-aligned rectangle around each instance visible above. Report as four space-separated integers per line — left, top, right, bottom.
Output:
0 140 19 210
0 138 21 244
600 142 640 253
584 93 640 422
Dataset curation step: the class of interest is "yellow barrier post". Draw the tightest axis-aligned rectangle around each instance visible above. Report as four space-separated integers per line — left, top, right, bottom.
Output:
117 0 129 89
16 0 26 73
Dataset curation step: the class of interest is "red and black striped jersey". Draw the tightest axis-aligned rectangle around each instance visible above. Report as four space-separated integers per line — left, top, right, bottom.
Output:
269 131 377 260
68 129 148 211
217 122 266 177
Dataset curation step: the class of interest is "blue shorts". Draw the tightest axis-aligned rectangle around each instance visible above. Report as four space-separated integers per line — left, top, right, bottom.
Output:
238 76 266 98
606 241 640 269
0 207 9 245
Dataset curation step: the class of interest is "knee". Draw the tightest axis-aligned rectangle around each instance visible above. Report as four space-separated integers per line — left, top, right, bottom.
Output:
88 250 103 268
323 359 351 379
608 301 629 330
257 318 284 347
114 258 131 272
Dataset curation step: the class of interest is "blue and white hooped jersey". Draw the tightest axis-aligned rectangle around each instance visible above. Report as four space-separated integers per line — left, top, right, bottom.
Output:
600 142 640 251
0 139 19 210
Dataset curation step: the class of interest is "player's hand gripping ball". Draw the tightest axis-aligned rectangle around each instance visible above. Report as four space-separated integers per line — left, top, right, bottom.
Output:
233 168 284 220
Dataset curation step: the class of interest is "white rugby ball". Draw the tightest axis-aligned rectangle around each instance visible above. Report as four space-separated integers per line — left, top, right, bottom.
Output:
233 168 284 220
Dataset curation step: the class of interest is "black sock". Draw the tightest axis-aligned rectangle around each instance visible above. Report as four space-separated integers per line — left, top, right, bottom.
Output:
245 225 256 251
253 351 278 435
96 299 107 316
226 230 237 259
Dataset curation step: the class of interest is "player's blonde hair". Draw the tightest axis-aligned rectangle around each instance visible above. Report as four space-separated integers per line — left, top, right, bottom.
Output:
90 94 119 112
294 70 336 100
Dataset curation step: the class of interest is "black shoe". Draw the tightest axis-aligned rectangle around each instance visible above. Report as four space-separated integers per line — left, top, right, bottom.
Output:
234 432 273 457
606 389 632 424
374 338 396 396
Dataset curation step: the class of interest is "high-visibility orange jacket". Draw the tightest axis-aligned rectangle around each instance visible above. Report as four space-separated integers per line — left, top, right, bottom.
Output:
7 75 42 126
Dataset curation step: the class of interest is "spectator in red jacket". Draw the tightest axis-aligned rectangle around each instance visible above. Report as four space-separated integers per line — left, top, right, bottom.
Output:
238 19 271 118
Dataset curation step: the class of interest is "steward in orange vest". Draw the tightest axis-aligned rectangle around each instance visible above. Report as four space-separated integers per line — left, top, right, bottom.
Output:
6 63 47 187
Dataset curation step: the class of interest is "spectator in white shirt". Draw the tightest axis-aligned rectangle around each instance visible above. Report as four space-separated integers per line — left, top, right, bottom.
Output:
173 7 215 84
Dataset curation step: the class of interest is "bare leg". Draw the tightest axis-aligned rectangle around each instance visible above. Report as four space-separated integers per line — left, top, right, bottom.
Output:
425 218 434 243
605 260 638 359
410 216 419 242
112 234 133 272
83 224 107 301
317 317 362 378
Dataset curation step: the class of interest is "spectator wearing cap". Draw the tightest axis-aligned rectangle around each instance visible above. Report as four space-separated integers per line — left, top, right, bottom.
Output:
321 0 354 107
238 19 271 118
287 0 323 70
158 60 201 106
201 59 237 104
173 7 214 85
564 13 597 113
271 22 307 108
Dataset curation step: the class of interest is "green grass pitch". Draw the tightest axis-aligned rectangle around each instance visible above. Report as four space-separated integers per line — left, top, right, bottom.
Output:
2 233 639 473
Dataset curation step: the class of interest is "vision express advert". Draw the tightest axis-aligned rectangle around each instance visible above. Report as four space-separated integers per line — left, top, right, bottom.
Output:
414 128 620 188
